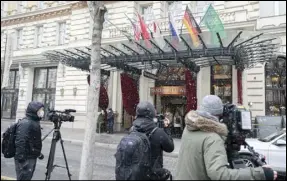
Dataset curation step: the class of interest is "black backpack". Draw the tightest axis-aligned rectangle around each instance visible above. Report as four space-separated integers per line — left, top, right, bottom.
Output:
2 120 20 158
115 127 158 180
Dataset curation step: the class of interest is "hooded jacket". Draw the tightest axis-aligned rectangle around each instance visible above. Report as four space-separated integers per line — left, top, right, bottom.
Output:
175 111 268 180
107 108 114 123
15 102 44 161
132 117 174 169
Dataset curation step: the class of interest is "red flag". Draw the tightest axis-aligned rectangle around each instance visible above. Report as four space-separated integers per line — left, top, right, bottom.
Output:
137 13 152 48
138 13 150 40
125 14 141 41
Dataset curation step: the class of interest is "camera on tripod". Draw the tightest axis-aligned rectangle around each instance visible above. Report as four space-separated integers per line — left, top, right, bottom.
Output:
43 109 76 181
47 109 76 123
221 104 266 169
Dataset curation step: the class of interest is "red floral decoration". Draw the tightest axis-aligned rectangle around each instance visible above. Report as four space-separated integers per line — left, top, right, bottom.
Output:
87 75 109 110
185 70 197 113
237 70 243 104
120 73 139 116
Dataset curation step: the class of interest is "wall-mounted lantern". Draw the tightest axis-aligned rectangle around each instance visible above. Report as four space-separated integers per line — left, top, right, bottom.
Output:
60 87 65 97
73 87 78 96
20 89 24 97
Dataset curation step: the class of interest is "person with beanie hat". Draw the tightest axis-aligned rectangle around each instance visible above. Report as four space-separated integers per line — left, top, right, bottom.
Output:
175 95 277 180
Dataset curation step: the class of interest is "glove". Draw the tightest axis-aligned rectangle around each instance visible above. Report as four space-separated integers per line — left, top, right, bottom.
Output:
38 153 44 160
262 166 277 180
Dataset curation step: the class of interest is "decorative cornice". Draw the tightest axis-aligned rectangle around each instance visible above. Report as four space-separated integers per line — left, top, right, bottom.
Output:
1 1 88 27
71 1 88 10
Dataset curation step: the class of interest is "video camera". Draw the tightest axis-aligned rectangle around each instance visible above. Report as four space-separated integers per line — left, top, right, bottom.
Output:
47 109 76 123
221 103 266 168
221 104 252 152
154 114 166 128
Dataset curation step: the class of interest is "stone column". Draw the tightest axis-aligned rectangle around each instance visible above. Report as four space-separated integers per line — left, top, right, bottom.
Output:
16 67 34 120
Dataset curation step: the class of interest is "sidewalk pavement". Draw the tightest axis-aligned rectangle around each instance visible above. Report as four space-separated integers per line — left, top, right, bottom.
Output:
1 119 181 157
1 176 15 180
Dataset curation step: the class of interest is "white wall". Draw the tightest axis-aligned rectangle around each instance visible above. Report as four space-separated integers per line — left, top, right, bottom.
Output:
242 64 266 118
197 67 211 108
139 72 155 103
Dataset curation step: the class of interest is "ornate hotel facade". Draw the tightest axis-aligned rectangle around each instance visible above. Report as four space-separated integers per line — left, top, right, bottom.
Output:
1 1 286 131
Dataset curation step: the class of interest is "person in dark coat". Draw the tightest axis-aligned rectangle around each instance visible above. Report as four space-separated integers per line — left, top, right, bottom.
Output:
132 101 174 180
107 108 114 134
14 101 45 180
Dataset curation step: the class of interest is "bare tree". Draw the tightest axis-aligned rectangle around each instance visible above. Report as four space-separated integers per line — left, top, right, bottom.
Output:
79 1 106 180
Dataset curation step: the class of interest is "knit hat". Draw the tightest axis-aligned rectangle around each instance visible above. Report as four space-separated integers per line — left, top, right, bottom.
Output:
199 95 223 116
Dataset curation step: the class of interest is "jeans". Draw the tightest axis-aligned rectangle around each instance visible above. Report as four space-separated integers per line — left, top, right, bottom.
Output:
107 121 114 134
14 158 37 180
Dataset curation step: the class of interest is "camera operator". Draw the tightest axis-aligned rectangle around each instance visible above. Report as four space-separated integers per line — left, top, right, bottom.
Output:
131 101 174 180
175 95 277 180
14 101 45 180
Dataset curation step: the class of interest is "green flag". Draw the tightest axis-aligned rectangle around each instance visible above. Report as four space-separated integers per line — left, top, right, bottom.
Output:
201 4 226 46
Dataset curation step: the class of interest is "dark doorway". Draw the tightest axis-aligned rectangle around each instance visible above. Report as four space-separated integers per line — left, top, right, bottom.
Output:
1 70 19 119
32 67 57 120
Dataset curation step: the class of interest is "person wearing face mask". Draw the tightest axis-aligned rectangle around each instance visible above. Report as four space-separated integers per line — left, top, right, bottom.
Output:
175 95 277 180
14 101 45 180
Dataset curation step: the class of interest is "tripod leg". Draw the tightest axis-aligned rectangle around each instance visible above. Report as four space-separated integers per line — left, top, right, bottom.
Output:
45 137 58 181
59 135 72 180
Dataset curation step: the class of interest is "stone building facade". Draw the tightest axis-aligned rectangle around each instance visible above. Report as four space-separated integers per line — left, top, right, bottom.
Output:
1 1 286 130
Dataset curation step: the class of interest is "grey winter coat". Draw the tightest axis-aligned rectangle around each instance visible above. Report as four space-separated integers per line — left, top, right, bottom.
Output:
175 111 267 180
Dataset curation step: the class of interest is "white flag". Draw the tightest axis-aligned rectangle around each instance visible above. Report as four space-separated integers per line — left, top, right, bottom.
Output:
153 20 165 49
2 34 14 89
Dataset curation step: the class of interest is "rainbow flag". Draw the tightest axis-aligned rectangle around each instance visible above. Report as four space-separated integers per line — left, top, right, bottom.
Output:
182 6 201 47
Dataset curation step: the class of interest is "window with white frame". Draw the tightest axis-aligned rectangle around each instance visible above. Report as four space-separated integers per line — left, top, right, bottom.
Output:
16 29 23 50
35 26 43 47
17 2 24 13
166 1 183 20
1 2 5 17
260 1 286 18
38 1 45 9
140 4 153 24
58 22 66 45
196 1 213 13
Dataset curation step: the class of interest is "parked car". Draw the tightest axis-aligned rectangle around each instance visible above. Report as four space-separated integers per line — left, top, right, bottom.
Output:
240 129 286 178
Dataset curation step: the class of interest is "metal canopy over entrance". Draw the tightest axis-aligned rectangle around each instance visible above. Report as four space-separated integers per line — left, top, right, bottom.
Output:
43 30 281 75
